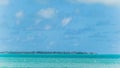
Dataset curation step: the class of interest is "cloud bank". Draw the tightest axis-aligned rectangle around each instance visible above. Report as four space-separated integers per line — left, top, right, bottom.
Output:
0 0 9 6
69 0 120 6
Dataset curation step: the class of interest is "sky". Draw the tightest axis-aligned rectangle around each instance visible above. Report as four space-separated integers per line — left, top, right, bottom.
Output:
0 0 120 54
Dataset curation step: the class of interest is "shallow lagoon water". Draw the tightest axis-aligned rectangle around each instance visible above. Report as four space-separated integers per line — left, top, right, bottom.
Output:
0 54 120 68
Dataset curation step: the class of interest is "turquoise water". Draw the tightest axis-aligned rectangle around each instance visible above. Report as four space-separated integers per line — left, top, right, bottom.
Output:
0 54 120 68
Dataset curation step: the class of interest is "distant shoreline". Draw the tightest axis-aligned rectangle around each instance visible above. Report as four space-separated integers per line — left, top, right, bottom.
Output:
0 51 96 54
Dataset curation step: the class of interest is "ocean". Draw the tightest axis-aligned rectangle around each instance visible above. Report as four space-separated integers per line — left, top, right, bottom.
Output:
0 54 120 68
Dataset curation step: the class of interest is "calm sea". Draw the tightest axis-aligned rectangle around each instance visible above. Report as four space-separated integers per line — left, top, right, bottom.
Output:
0 54 120 68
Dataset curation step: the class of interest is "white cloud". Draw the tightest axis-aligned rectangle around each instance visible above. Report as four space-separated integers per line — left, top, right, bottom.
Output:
16 11 24 19
44 25 51 30
35 19 42 25
0 0 9 6
38 8 57 19
69 0 120 6
15 11 24 25
62 17 72 26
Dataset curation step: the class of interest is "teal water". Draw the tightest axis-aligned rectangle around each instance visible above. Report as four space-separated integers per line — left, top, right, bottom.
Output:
0 54 120 68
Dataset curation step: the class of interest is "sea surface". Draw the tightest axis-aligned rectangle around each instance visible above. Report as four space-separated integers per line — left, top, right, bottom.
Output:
0 54 120 68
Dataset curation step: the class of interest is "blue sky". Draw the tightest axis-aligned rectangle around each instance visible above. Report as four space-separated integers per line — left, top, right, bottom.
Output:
0 0 120 54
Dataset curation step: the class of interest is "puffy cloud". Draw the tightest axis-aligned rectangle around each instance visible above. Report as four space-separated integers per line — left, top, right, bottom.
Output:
69 0 120 6
0 0 9 6
62 17 72 26
37 8 57 19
